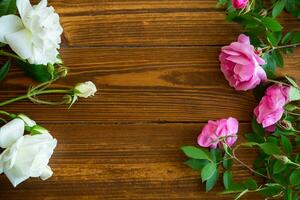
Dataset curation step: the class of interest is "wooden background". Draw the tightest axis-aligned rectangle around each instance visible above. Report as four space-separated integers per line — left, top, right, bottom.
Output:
0 0 300 199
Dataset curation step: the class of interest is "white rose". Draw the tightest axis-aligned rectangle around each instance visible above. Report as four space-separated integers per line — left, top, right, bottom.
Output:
74 81 97 98
0 119 57 187
0 0 63 65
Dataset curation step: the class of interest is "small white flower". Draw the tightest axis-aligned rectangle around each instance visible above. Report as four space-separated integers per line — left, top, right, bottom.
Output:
0 119 57 187
74 81 97 98
0 0 63 65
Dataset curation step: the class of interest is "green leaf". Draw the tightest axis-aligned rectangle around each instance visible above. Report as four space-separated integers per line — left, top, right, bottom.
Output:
266 136 280 145
217 0 227 6
285 76 299 88
284 188 293 200
273 50 284 68
291 32 300 44
0 0 16 16
282 47 294 55
290 170 300 186
267 32 282 46
273 172 290 186
252 118 265 136
181 146 211 161
185 159 209 170
223 171 233 190
296 136 300 147
201 162 216 181
223 154 233 169
242 178 257 190
273 160 286 174
206 169 219 192
281 135 292 155
267 32 279 46
210 149 222 162
281 32 293 45
241 142 259 147
289 86 300 102
245 133 265 143
284 104 297 111
261 17 283 32
16 61 57 83
258 143 281 155
272 0 286 18
260 184 283 197
262 53 277 78
0 60 10 82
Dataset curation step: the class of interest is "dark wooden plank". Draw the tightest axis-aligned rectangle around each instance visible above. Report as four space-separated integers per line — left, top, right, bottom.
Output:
0 123 260 200
1 47 299 123
60 12 241 46
33 1 298 46
0 46 257 123
48 0 218 14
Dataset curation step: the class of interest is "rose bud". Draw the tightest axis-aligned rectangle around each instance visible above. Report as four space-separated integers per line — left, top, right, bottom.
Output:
232 0 248 9
74 81 97 98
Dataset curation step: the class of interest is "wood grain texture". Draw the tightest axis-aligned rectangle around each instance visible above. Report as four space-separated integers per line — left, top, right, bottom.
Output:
1 0 300 199
1 47 256 122
0 123 260 200
1 47 299 123
28 0 296 46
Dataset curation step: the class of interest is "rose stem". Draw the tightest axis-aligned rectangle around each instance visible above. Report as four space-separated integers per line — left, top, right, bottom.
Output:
0 50 24 62
0 89 71 106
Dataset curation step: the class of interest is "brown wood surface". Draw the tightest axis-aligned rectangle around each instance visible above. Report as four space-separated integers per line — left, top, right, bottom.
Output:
1 0 300 199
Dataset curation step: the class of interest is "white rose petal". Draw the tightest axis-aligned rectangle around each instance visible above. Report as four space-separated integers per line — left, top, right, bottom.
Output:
40 165 53 180
0 15 23 43
16 0 32 19
0 0 63 65
0 131 57 187
0 119 24 148
5 29 33 59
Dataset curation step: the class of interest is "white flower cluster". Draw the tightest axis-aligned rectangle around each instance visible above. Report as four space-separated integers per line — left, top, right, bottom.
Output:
0 116 57 187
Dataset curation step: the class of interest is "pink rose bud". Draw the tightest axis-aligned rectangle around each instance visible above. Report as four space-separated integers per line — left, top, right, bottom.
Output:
254 84 290 130
197 117 239 149
219 34 266 91
232 0 248 9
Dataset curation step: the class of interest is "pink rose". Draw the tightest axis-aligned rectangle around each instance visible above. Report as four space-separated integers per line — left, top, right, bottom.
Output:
219 34 266 91
197 117 239 149
232 0 248 9
254 84 290 130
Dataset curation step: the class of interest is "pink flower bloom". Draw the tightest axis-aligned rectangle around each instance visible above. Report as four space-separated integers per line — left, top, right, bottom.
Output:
219 34 266 91
197 117 239 149
232 0 248 9
254 84 290 130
